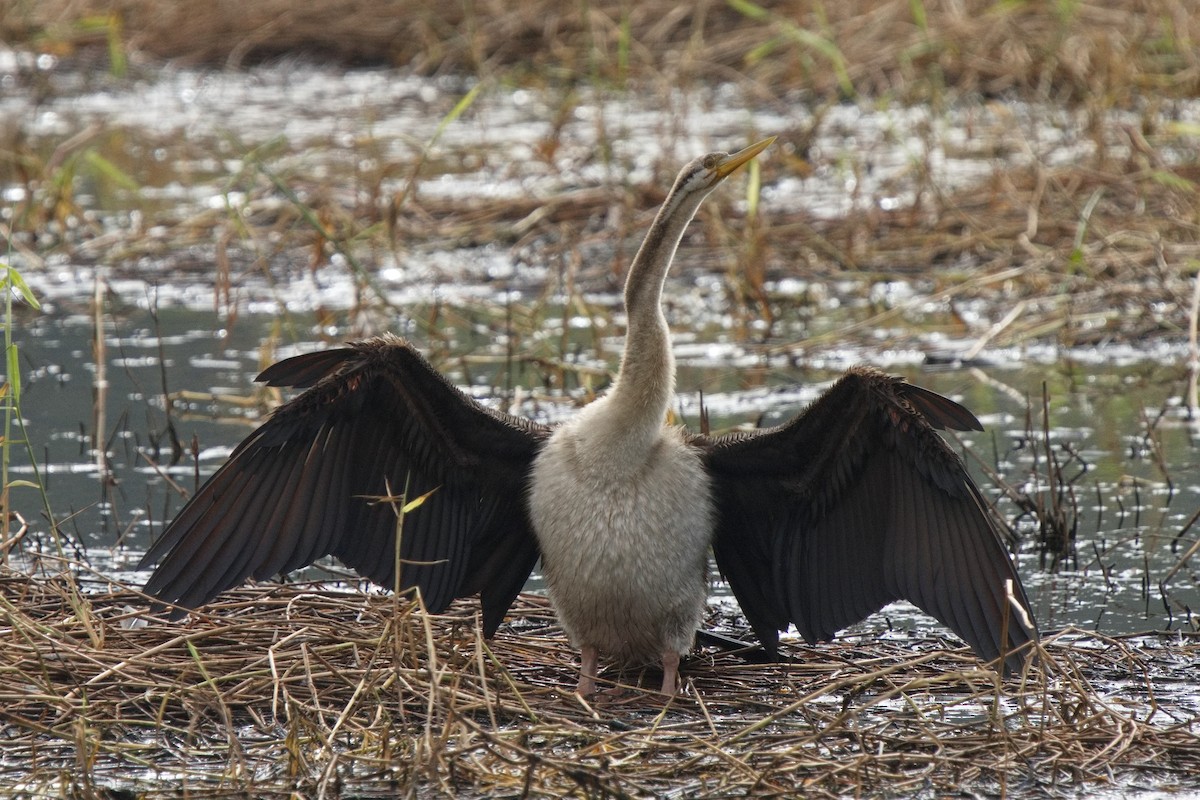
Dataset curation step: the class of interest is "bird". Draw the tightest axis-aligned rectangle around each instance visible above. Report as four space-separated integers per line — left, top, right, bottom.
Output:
140 138 1038 695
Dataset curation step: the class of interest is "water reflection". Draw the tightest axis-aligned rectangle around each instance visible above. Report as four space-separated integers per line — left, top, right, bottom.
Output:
9 304 1200 638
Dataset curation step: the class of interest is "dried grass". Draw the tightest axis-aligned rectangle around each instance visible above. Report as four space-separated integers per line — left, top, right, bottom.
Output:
7 0 1199 102
2 565 1197 797
4 2 1198 353
728 144 1200 352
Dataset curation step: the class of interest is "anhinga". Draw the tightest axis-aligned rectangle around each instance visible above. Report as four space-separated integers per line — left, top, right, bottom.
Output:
142 138 1037 695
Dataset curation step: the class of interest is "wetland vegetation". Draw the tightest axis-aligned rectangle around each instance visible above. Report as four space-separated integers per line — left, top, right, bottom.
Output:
2 0 1200 796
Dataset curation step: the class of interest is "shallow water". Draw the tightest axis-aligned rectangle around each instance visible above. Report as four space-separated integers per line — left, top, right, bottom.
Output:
7 58 1199 263
10 300 1200 641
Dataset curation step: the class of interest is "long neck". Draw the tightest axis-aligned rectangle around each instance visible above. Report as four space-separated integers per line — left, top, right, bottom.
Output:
606 184 711 424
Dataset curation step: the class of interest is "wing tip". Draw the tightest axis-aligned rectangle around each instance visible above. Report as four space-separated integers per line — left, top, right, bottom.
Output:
900 381 984 432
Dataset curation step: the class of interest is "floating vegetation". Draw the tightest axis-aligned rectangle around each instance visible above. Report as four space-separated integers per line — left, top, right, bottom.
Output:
1 568 1198 798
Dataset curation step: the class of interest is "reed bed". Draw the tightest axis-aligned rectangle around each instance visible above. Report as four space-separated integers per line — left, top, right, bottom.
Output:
2 565 1197 798
9 0 1199 103
5 3 1198 353
16 142 1192 355
119 154 1200 352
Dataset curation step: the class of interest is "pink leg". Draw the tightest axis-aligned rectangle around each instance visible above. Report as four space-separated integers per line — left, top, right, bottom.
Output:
660 650 680 695
577 646 599 696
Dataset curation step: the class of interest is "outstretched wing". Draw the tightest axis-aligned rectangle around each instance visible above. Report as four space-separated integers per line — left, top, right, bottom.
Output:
702 367 1037 673
141 334 547 634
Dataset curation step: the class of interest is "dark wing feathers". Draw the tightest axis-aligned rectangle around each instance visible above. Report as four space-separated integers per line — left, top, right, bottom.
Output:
141 335 546 632
256 346 361 389
705 366 1037 673
896 380 985 432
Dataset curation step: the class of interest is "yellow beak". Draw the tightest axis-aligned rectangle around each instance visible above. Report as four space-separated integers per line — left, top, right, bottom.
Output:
714 136 776 178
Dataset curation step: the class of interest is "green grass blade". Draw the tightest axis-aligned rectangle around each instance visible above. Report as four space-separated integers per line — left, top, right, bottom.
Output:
6 265 42 311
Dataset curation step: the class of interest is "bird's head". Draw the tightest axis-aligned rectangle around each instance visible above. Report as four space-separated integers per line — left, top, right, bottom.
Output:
674 136 776 196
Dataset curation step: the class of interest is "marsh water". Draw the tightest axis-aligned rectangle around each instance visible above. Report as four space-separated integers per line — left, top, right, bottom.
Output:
6 57 1200 644
13 295 1200 640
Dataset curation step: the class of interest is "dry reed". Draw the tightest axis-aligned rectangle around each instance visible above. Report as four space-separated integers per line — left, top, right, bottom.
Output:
8 0 1199 103
2 564 1198 798
4 2 1198 355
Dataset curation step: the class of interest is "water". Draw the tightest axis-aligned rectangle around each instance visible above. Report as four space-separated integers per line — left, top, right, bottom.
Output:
10 298 1200 640
8 58 1198 256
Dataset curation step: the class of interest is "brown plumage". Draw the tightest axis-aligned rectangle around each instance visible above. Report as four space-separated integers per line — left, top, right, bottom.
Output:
142 139 1037 694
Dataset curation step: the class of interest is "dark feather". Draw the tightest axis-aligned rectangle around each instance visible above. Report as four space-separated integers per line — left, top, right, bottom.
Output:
141 335 546 634
703 367 1036 674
